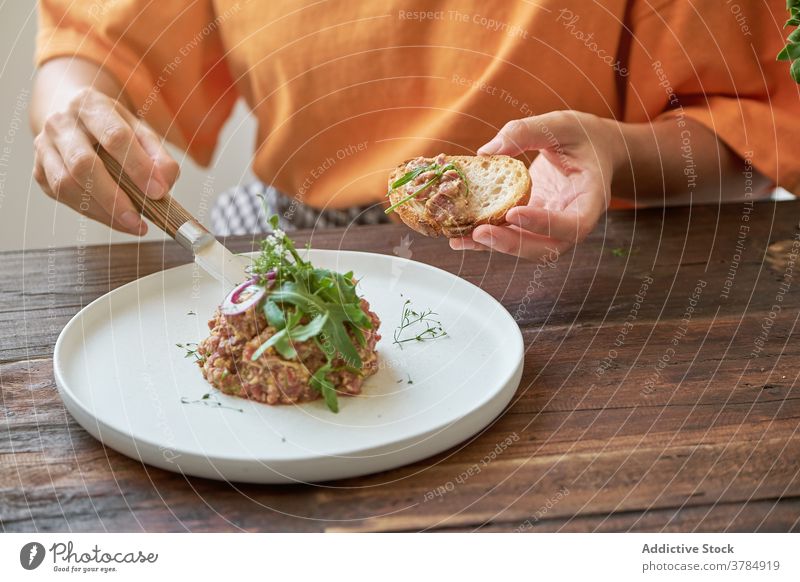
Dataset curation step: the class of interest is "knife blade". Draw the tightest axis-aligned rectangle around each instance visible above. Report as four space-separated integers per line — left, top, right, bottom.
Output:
177 221 252 288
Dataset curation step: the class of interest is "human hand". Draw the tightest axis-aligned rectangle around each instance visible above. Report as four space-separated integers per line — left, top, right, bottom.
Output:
450 111 617 261
32 87 179 235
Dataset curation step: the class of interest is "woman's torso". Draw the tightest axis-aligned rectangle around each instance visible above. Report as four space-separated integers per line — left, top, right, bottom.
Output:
216 0 635 207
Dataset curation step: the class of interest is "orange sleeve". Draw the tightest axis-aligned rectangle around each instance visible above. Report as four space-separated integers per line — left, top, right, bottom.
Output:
36 0 238 166
624 0 800 194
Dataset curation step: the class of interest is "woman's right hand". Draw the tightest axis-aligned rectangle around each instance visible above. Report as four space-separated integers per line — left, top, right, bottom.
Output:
32 87 180 235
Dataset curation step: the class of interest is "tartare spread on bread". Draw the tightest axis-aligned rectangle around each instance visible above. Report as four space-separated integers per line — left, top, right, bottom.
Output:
196 217 380 412
386 153 531 237
386 154 473 233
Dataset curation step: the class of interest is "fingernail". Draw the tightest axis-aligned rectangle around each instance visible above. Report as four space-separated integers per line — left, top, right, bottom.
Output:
451 238 476 250
474 231 493 246
120 211 142 230
145 179 166 199
478 136 503 155
505 208 521 223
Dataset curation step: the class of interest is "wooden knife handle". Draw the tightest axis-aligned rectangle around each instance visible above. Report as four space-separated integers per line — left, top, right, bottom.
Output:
95 144 194 240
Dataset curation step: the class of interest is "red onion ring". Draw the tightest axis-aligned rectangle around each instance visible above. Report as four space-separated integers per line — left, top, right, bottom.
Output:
221 277 267 316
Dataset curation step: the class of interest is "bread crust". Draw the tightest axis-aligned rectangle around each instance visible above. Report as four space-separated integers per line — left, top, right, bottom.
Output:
387 155 531 238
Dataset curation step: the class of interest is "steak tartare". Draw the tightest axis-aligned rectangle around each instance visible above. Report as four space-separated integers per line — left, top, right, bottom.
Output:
197 298 380 405
194 217 381 412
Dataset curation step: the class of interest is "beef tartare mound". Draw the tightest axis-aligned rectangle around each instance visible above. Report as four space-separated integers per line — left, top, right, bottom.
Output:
197 299 380 406
194 217 381 412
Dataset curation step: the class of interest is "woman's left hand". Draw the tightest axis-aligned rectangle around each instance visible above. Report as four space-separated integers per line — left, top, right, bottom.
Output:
450 110 618 262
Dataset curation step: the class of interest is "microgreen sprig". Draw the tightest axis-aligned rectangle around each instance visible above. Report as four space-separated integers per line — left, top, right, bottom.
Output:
393 299 448 348
181 392 243 413
176 342 205 363
385 161 469 214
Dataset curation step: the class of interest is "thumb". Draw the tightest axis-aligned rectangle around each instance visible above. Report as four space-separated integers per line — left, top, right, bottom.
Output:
478 114 567 157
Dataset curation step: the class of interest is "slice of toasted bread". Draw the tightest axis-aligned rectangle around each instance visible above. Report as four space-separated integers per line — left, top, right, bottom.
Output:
387 154 531 237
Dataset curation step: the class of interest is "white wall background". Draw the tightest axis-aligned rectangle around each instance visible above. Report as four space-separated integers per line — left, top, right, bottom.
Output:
0 2 256 252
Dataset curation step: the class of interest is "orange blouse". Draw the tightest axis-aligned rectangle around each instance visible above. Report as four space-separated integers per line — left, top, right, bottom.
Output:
37 0 800 208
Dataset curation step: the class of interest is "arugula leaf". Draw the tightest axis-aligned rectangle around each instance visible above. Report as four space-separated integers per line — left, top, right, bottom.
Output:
310 363 339 413
263 300 286 329
251 310 324 361
269 280 325 314
385 174 442 214
322 317 363 368
290 313 329 341
384 161 470 214
247 216 374 412
251 329 289 360
271 333 298 360
269 282 365 362
389 163 436 190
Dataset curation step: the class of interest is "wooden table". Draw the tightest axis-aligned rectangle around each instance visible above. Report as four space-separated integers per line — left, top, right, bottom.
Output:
2 200 799 532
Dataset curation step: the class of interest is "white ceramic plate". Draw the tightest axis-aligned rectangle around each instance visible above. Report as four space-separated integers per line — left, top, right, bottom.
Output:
54 250 523 484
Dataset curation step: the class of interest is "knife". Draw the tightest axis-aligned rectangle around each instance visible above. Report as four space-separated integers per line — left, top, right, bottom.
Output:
95 145 251 288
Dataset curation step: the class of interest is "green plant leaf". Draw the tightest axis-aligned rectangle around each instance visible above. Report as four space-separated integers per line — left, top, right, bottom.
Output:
778 42 800 61
384 174 442 213
246 214 375 414
270 281 325 313
251 308 304 361
384 161 469 214
310 363 339 413
289 313 329 342
270 281 364 367
272 334 297 359
263 300 286 329
322 318 363 368
389 163 435 191
251 329 288 361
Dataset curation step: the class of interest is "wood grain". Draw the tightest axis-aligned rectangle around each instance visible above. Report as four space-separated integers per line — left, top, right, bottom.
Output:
96 145 195 239
1 200 799 532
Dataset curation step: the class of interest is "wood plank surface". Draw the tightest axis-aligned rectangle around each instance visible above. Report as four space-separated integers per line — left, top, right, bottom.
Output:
1 200 799 532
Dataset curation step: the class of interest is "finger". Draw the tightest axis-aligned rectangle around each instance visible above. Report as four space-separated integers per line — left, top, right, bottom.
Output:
37 133 85 204
123 112 180 188
77 101 166 199
45 116 148 233
478 114 569 157
32 141 48 187
471 224 570 262
449 236 490 251
36 138 146 235
506 203 602 244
